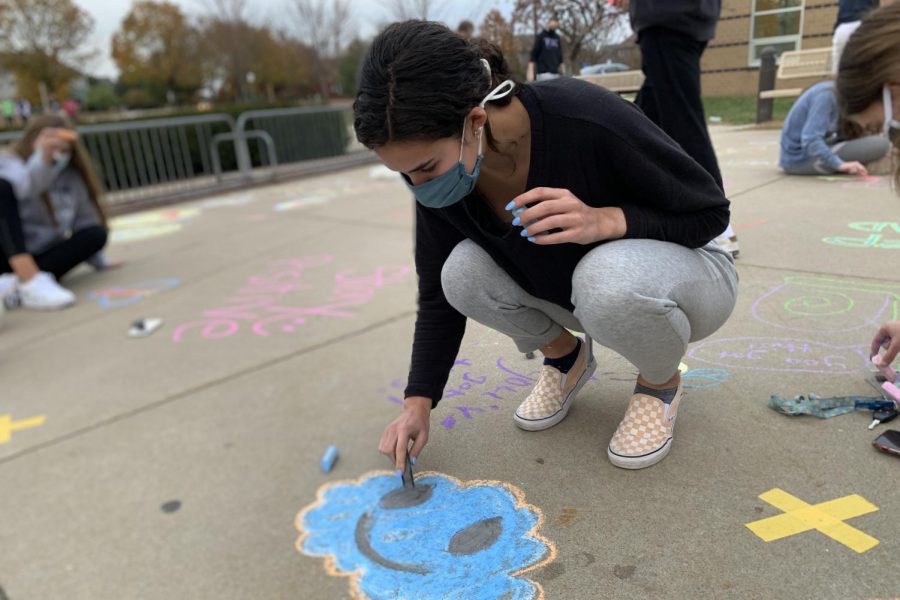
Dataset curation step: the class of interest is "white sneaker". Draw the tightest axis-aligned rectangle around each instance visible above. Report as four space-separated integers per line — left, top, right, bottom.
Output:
17 272 76 310
714 234 740 258
0 273 15 297
0 273 19 311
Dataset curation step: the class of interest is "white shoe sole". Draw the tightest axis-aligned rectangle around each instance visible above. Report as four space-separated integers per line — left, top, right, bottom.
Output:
20 299 76 311
608 435 673 470
514 344 597 432
608 388 682 469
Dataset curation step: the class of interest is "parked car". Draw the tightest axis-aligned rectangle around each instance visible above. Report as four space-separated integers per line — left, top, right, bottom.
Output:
579 62 630 75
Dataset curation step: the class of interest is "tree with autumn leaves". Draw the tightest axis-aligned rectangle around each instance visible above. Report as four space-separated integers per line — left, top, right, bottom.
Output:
0 0 630 111
111 1 203 106
0 0 94 103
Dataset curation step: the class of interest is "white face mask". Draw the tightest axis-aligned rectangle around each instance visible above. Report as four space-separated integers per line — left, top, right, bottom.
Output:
883 85 900 137
53 151 71 173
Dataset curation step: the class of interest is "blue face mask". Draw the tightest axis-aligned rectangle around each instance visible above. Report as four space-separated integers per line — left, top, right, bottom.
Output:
404 77 516 208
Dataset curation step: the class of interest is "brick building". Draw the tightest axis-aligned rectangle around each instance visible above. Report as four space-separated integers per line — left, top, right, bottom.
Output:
702 0 839 96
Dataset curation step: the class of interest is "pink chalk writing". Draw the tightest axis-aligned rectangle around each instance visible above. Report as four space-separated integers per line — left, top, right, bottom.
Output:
172 256 411 342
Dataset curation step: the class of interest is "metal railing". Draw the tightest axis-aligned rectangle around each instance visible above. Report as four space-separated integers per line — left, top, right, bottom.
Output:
0 106 374 210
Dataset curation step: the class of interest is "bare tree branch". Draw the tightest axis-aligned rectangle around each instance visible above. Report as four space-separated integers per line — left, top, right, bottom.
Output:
288 0 354 100
382 0 447 22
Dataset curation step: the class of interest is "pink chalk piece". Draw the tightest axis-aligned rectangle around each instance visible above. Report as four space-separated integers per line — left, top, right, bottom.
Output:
881 381 900 405
872 354 898 382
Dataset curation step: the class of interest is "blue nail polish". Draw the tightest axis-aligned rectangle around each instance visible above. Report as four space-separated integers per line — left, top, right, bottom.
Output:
512 217 520 226
504 200 515 211
528 236 536 243
411 456 417 465
520 229 528 237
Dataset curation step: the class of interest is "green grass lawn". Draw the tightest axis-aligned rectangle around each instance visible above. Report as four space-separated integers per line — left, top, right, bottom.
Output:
703 95 796 125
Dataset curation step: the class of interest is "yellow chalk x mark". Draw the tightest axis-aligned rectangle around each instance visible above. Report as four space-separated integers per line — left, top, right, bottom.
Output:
0 414 46 444
745 488 879 553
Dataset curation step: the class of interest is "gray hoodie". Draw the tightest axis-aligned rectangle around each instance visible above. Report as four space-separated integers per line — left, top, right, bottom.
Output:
0 151 106 263
629 0 721 42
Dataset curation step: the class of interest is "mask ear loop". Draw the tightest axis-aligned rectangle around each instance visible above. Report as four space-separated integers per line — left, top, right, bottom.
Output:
884 85 900 136
884 85 893 137
474 79 516 155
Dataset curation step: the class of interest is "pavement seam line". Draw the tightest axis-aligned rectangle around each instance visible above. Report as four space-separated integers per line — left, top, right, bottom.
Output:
0 310 415 466
727 174 788 198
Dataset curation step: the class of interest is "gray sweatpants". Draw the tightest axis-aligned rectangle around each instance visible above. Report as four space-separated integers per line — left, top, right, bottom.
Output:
441 239 739 384
782 135 891 175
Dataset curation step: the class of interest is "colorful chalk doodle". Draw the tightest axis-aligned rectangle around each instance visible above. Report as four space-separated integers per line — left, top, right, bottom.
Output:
681 368 731 389
823 222 900 249
751 275 900 333
297 471 556 600
687 336 867 374
200 194 254 209
109 208 201 243
816 175 884 189
379 355 726 432
88 277 181 309
171 256 411 342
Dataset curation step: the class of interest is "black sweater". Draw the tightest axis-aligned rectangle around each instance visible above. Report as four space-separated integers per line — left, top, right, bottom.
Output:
628 0 721 41
404 78 730 407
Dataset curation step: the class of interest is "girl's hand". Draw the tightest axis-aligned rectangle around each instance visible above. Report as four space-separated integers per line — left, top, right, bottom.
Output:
871 321 900 369
507 187 626 245
379 396 431 471
35 128 77 165
837 161 868 177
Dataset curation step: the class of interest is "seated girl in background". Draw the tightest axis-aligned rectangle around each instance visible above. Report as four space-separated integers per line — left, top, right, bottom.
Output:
0 116 112 309
779 79 891 177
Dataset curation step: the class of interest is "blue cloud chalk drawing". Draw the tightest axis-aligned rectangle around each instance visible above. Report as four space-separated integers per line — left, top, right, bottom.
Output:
296 471 556 600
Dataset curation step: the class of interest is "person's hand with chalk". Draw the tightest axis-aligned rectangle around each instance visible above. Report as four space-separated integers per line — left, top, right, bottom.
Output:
505 187 627 245
871 320 900 378
378 396 430 473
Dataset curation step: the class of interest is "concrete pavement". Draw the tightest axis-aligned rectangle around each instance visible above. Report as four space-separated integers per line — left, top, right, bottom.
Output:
1 126 898 599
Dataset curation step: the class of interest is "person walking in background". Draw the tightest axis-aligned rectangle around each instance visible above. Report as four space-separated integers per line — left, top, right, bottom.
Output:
831 0 880 75
1 99 13 127
456 20 475 39
779 81 890 176
611 0 740 258
527 17 565 82
16 98 31 124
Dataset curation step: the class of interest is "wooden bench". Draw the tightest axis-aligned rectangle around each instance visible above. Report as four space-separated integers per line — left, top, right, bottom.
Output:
576 69 645 94
758 47 833 100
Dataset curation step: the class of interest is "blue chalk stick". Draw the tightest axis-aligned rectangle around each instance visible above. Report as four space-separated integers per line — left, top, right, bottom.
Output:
321 445 339 473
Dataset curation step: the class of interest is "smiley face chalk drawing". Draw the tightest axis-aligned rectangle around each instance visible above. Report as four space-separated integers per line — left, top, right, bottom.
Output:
296 471 556 600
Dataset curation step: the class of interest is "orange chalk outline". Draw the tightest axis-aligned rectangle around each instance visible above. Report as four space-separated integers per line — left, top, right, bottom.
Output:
295 470 558 600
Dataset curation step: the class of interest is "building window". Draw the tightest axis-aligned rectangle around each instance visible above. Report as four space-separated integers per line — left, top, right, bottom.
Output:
749 0 804 66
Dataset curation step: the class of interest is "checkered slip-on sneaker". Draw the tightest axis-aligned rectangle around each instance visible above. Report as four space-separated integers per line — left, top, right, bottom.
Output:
607 382 683 469
513 335 596 431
